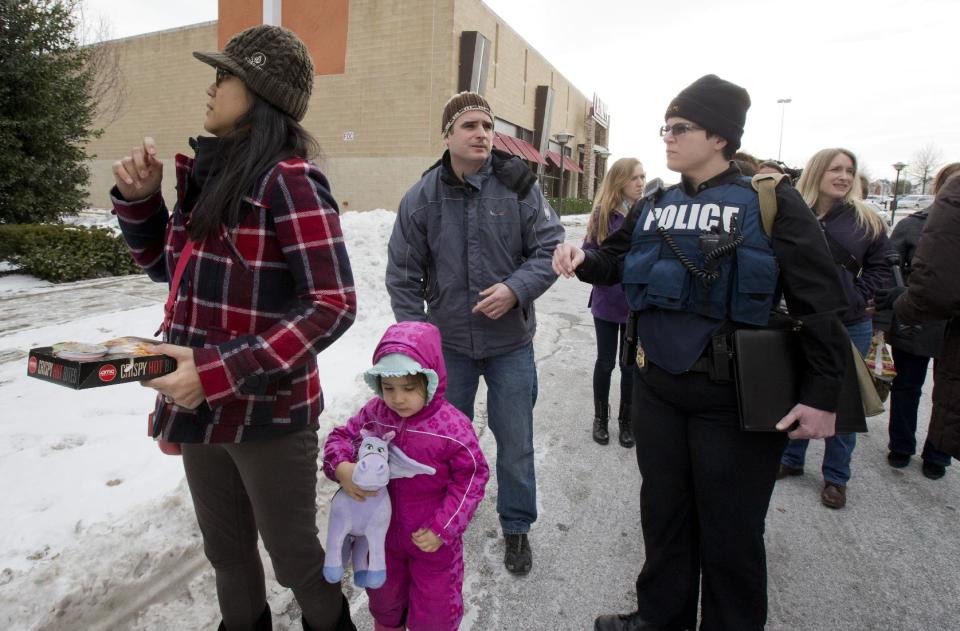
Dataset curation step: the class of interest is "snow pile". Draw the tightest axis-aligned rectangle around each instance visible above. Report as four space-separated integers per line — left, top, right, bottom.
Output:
0 210 400 630
0 209 582 629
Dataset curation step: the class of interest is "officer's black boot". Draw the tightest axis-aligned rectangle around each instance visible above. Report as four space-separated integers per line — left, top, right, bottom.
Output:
617 401 635 448
592 400 610 445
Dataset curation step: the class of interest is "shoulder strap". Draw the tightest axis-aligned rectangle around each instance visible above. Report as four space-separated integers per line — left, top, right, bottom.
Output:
162 240 195 332
821 225 863 277
751 173 787 238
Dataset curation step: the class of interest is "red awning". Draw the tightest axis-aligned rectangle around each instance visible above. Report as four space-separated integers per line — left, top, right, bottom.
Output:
494 132 546 165
545 150 583 173
563 155 583 174
512 137 547 165
498 134 525 159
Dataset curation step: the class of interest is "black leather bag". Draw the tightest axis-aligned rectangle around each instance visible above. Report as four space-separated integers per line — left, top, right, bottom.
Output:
732 329 868 433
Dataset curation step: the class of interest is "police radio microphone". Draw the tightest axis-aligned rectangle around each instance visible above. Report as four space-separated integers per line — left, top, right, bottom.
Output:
886 252 905 287
643 177 664 199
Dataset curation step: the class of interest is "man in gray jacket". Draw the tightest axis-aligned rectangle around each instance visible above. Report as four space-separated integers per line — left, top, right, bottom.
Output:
386 91 565 575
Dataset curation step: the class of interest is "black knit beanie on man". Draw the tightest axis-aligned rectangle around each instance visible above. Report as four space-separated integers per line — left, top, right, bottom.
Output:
441 91 493 136
665 74 751 152
193 25 314 121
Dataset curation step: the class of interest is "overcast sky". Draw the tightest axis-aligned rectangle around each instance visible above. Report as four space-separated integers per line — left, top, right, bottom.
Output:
83 0 959 185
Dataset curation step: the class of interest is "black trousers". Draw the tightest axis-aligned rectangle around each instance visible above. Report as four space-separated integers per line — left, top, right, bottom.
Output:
889 347 952 465
182 428 345 631
592 317 633 409
631 363 787 631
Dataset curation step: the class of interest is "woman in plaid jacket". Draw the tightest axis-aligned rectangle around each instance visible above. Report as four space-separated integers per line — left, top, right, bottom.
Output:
111 26 357 631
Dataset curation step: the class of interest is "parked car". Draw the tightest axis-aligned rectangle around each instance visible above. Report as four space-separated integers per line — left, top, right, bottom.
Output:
894 194 934 210
862 200 891 226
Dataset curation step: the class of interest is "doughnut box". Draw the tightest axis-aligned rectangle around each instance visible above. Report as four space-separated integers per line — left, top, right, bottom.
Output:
26 337 176 389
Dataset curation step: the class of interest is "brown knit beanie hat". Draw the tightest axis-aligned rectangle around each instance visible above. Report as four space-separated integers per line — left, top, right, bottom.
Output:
194 25 314 121
441 91 493 136
665 75 751 152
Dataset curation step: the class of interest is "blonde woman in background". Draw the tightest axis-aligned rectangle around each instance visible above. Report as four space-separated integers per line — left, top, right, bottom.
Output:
583 158 645 447
777 148 891 509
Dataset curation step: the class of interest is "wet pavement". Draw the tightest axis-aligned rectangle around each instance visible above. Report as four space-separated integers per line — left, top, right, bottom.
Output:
3 225 958 629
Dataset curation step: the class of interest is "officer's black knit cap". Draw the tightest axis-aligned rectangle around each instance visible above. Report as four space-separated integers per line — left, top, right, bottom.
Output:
193 25 314 121
665 75 751 152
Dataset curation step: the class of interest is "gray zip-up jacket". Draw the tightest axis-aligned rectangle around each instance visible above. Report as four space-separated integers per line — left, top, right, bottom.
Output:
386 151 565 358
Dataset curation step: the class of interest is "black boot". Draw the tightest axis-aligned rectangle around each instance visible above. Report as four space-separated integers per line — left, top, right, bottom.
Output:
592 400 610 445
219 605 272 631
617 400 635 448
503 533 532 575
594 610 666 630
301 595 357 631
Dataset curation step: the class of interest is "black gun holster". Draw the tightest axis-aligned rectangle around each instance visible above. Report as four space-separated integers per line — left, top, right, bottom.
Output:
708 333 734 383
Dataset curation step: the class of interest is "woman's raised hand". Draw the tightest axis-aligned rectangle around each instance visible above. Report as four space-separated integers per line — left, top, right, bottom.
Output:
113 136 163 201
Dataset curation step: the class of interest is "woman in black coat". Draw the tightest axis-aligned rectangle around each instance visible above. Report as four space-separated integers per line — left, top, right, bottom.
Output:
879 162 960 479
885 204 950 478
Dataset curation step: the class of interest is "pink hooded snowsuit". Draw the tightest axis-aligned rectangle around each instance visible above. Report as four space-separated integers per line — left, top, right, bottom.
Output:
323 321 489 631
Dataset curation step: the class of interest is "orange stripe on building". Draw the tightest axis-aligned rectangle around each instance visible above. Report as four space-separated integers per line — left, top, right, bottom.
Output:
217 0 348 77
217 0 262 48
283 0 348 76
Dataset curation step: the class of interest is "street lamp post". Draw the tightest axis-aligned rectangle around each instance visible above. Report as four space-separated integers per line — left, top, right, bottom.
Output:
595 146 611 174
554 131 574 214
776 98 792 161
890 161 907 225
592 147 611 201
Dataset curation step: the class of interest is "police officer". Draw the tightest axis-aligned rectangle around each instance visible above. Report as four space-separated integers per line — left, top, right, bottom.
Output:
553 75 848 631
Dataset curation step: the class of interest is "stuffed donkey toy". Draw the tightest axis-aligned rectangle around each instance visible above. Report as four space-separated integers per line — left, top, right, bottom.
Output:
323 429 435 588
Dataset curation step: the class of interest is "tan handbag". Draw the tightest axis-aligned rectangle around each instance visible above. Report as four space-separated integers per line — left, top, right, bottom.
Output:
852 340 886 416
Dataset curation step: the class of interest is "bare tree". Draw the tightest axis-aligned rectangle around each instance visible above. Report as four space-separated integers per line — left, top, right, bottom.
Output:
909 144 944 195
74 1 127 127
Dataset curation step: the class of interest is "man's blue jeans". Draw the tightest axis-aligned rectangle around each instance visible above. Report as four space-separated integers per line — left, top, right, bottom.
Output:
781 320 873 486
442 343 538 535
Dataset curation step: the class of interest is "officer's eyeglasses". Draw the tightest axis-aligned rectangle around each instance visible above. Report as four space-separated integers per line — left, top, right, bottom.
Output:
215 67 232 86
659 123 704 138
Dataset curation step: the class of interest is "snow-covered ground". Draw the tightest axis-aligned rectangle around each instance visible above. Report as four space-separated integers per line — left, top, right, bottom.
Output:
0 210 587 629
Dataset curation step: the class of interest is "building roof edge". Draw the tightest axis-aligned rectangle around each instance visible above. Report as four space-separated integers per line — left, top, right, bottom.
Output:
101 20 217 45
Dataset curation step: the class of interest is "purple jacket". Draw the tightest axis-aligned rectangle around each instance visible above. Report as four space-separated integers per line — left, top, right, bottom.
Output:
583 210 630 323
323 322 489 546
819 202 891 324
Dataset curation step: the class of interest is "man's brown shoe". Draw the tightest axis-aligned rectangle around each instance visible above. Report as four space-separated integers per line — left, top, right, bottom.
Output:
821 482 846 509
776 464 803 480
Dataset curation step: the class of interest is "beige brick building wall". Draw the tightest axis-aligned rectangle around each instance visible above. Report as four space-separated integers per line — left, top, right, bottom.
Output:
86 23 217 208
85 0 599 211
455 0 592 197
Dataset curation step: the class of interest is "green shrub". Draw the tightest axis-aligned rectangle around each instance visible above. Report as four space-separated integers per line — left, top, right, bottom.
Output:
0 224 141 282
547 197 593 216
0 1 98 224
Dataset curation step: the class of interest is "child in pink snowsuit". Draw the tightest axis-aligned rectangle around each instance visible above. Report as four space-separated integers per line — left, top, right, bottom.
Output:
323 321 489 631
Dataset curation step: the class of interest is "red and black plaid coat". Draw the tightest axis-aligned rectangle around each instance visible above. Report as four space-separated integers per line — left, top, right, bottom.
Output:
113 153 356 443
